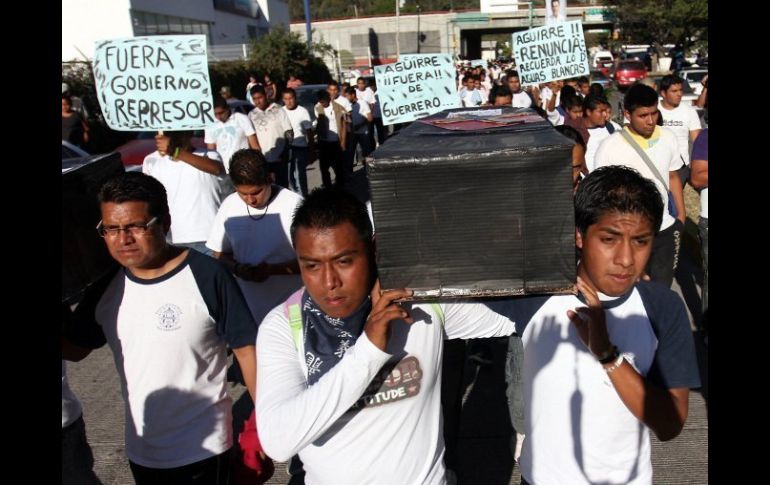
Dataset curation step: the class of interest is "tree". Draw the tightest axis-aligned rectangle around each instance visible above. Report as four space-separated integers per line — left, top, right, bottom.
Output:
247 27 332 83
607 0 708 50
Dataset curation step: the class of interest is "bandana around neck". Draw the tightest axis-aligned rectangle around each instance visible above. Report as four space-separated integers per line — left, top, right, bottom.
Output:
301 291 372 385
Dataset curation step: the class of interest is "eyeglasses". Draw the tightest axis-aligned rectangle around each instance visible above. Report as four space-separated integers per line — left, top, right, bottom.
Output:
96 217 159 238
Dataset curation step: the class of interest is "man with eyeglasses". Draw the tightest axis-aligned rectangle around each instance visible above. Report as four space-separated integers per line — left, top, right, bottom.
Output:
62 172 259 485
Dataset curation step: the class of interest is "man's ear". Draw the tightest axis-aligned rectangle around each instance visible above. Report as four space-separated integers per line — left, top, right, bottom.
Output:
575 228 584 250
268 172 275 184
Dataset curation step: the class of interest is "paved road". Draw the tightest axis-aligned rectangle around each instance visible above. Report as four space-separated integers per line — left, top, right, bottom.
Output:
67 144 708 485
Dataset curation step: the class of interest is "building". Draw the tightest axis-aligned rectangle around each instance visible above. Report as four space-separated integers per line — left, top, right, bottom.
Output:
62 0 289 61
290 5 613 74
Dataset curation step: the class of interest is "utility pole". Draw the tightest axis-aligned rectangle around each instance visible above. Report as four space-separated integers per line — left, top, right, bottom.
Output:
303 0 312 49
417 4 422 54
396 0 400 58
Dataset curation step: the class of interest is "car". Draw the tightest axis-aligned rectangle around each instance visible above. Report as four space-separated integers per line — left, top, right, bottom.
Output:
115 131 206 170
610 60 648 88
589 70 613 90
293 84 329 122
596 59 614 77
591 50 613 69
62 140 89 161
675 68 707 95
227 99 255 115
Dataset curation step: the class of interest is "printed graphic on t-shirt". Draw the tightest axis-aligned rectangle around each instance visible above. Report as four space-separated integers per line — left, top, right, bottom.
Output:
350 356 422 410
155 304 182 331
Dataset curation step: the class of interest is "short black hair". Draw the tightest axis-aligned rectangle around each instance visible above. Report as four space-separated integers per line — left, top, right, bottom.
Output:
560 85 577 103
328 80 340 89
250 84 266 97
659 74 683 93
494 85 513 100
213 96 229 110
574 165 663 236
344 86 357 96
588 83 604 96
317 89 331 103
555 124 585 148
561 93 583 111
229 149 271 186
282 87 297 99
291 187 373 249
624 84 658 113
506 69 520 79
583 93 610 112
98 172 170 221
576 76 589 86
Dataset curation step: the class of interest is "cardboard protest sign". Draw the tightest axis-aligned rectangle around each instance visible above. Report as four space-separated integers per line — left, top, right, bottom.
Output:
93 35 215 131
374 54 459 126
511 20 589 86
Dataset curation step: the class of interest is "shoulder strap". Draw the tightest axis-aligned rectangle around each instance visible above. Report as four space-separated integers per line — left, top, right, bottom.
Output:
619 129 668 188
606 122 615 134
430 303 445 327
283 289 305 349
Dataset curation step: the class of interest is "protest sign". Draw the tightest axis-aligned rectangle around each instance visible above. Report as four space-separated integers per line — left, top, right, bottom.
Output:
511 21 589 86
374 54 459 125
93 35 214 131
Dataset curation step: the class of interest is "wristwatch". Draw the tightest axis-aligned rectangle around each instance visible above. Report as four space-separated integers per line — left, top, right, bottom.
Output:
596 345 620 365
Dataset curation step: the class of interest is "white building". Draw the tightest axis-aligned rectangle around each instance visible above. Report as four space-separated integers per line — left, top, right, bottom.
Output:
62 0 289 61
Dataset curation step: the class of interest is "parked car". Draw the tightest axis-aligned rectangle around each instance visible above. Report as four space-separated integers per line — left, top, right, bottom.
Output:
115 131 206 170
589 70 613 90
591 50 613 69
675 68 708 95
610 60 648 88
596 60 614 77
293 84 329 122
62 140 89 161
227 99 255 115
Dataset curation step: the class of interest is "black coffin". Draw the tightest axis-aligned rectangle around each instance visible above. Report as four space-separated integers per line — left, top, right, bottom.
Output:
62 153 124 304
368 107 576 299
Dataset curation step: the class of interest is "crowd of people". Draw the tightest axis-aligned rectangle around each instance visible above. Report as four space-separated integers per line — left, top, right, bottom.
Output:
62 53 707 485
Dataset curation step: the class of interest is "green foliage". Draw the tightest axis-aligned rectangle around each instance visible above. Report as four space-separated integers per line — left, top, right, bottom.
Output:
607 0 708 49
244 27 332 83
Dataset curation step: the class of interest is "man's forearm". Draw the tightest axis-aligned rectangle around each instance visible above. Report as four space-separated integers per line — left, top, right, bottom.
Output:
177 150 224 175
605 359 689 441
233 345 257 403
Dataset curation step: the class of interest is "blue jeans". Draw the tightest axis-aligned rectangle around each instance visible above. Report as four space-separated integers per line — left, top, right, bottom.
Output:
505 334 525 433
62 415 101 485
288 146 309 196
269 160 290 189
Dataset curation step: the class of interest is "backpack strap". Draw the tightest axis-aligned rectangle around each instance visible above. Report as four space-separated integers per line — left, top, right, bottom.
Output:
430 303 445 327
283 288 305 350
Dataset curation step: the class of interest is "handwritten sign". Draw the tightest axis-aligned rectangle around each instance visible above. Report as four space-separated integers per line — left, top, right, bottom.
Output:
93 35 215 131
511 21 589 86
374 54 459 126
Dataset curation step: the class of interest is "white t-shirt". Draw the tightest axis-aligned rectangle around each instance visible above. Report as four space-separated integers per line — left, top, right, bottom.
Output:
249 103 293 162
593 127 683 231
512 91 532 108
585 121 622 170
355 87 376 106
256 300 515 484
206 187 303 325
204 112 255 171
350 100 371 135
658 101 702 166
283 105 313 148
320 103 340 142
463 89 483 107
489 283 699 485
334 96 352 112
142 149 224 243
78 251 257 468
